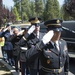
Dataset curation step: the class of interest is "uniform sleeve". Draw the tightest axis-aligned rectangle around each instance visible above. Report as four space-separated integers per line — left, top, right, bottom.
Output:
7 35 17 41
64 41 69 74
64 51 69 72
0 31 6 37
26 41 45 59
16 33 29 45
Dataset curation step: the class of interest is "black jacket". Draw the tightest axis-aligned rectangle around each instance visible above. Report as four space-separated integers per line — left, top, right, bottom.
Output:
8 34 23 56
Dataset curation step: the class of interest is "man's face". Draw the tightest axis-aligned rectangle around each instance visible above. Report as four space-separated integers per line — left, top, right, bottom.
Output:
51 31 61 41
13 28 19 35
34 26 40 33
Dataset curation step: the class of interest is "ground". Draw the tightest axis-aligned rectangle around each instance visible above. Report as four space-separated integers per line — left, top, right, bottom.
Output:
0 62 13 75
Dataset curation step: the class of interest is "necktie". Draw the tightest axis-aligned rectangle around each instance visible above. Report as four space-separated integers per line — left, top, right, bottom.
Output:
36 31 39 38
54 43 58 50
54 42 59 52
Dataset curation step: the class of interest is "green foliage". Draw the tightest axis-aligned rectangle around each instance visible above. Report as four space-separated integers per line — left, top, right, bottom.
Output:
61 4 74 20
53 0 60 18
12 7 20 21
35 0 44 18
43 0 60 21
22 12 28 21
13 0 21 16
29 1 35 17
21 0 31 18
13 0 63 21
13 0 44 20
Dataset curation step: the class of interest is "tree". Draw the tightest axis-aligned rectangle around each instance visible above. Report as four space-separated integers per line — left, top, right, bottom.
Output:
43 0 54 21
35 0 44 18
21 0 31 20
43 0 60 21
13 0 31 21
53 0 60 18
63 0 75 18
61 4 74 20
13 0 21 15
29 1 36 17
12 7 20 21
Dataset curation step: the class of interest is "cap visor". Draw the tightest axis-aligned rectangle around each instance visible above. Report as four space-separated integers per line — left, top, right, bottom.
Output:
53 28 62 32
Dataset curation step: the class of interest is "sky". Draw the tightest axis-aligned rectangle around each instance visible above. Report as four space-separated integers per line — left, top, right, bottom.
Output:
3 0 14 8
58 0 64 6
3 0 64 8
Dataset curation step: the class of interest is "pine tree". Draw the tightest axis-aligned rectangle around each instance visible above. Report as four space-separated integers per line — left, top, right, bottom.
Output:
21 0 31 20
53 0 60 18
35 0 44 18
29 1 35 17
13 0 21 16
43 0 60 21
61 4 74 20
13 0 31 21
12 7 20 21
64 0 75 19
43 0 54 20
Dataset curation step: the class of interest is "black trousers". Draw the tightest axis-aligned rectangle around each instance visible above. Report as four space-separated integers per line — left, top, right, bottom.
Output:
13 56 18 71
30 68 38 75
20 61 30 75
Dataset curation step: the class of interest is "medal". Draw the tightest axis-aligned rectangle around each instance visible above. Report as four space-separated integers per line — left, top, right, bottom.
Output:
47 59 50 64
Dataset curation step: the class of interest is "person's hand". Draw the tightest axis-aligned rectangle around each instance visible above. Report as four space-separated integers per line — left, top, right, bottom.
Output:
42 30 54 44
17 30 24 36
27 25 35 34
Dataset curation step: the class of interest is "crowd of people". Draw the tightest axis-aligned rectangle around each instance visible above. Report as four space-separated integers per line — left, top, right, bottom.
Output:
0 17 69 75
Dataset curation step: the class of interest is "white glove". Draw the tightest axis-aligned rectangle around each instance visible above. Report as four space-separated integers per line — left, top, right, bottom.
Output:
27 25 35 34
42 30 54 44
3 28 8 32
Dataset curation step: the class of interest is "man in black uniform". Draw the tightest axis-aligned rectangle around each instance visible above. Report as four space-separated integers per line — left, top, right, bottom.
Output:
17 17 43 75
25 19 69 75
27 17 41 75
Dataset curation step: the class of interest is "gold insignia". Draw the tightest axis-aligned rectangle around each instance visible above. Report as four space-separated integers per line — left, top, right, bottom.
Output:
47 59 50 64
56 20 60 23
31 17 40 23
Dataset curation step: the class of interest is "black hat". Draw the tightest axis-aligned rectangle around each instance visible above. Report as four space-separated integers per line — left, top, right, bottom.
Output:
29 17 41 24
44 19 63 32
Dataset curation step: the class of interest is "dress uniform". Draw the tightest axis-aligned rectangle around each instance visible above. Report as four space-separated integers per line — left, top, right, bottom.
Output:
17 17 43 75
26 17 42 75
25 19 69 75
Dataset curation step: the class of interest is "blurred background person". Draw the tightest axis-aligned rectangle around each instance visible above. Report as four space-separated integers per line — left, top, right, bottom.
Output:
0 27 5 59
0 24 13 66
8 27 24 72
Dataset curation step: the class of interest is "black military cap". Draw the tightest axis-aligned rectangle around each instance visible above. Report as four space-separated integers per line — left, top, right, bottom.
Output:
29 17 41 26
44 19 63 32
